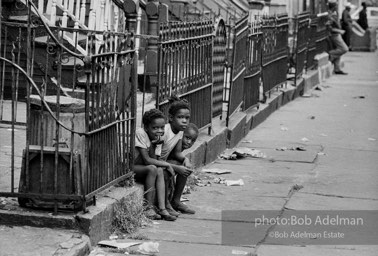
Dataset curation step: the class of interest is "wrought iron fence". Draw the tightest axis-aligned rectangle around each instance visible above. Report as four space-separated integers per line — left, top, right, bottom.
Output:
226 15 248 124
0 1 135 214
261 14 289 94
212 19 227 118
243 19 262 111
306 15 318 70
292 12 310 85
315 12 330 55
157 20 213 132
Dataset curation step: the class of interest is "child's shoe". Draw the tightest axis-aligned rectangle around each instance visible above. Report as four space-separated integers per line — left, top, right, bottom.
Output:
171 202 195 214
145 206 161 220
166 204 180 217
157 209 177 221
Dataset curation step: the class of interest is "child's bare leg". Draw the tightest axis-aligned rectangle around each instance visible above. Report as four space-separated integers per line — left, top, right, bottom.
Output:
171 174 187 205
134 165 158 205
155 167 166 210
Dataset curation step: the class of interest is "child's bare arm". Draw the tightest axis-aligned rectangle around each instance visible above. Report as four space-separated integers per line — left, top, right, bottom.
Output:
138 147 174 175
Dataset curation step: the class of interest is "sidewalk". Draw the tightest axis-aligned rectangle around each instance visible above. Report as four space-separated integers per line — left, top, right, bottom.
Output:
1 50 377 256
89 51 378 255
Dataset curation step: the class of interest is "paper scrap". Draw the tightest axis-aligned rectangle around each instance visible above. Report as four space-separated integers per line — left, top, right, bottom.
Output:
137 242 159 255
98 240 141 249
301 137 309 142
203 168 232 175
225 179 244 186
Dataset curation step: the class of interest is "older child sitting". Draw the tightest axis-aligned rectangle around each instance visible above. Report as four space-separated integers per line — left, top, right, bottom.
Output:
160 96 197 215
134 109 176 221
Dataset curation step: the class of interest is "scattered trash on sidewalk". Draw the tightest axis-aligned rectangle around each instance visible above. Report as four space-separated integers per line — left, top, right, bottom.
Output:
225 179 244 186
180 196 189 202
276 146 306 151
203 168 232 175
353 95 366 99
280 126 289 131
301 137 309 142
234 147 267 158
196 180 211 187
308 116 315 120
137 242 159 255
241 140 253 143
314 86 323 91
317 152 326 156
109 234 118 240
220 148 266 160
213 177 226 184
152 221 160 225
98 240 141 249
231 249 250 255
320 133 328 137
290 184 304 193
368 138 376 141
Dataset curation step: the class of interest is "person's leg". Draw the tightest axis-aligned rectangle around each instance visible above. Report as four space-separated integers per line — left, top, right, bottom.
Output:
134 165 157 205
167 160 195 214
329 34 348 72
155 167 177 221
155 167 166 210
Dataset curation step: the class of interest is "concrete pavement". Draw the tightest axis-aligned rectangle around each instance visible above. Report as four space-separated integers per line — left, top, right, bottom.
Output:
89 51 378 255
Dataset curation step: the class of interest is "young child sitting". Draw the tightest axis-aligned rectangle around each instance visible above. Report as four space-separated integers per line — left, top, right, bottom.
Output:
160 96 197 215
134 109 177 221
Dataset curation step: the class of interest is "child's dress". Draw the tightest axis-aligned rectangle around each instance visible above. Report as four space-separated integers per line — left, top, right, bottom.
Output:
134 128 162 164
160 123 183 161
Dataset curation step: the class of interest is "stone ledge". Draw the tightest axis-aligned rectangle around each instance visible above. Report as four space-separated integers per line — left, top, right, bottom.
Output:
0 185 143 246
303 69 320 94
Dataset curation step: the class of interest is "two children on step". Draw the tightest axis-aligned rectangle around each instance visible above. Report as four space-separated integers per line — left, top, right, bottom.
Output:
134 96 198 221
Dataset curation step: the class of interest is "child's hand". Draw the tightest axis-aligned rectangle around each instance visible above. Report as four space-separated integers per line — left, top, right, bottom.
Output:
176 166 192 177
151 135 163 145
183 158 193 169
167 165 175 176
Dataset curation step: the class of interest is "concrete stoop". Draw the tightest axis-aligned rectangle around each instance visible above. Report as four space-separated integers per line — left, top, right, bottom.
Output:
0 186 143 247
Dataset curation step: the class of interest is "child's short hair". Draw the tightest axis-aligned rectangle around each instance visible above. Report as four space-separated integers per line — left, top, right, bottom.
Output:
142 109 166 126
168 95 190 117
185 123 199 134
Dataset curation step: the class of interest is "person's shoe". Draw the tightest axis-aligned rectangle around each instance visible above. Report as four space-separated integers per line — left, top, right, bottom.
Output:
334 70 348 75
166 204 180 217
145 206 161 220
171 202 195 214
157 209 177 221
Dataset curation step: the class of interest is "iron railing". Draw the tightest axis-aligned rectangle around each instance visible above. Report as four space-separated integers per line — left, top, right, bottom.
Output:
306 15 318 70
0 2 135 214
157 20 213 132
315 12 329 55
212 18 227 118
226 15 248 124
292 12 310 85
243 19 262 111
261 14 289 94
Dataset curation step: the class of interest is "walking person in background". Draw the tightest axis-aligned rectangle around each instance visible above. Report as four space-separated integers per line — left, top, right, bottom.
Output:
341 3 353 49
357 2 369 30
327 1 348 75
